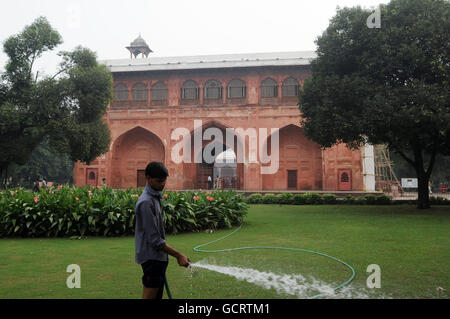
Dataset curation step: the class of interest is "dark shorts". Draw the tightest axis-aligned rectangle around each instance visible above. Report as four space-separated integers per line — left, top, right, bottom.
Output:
141 259 168 297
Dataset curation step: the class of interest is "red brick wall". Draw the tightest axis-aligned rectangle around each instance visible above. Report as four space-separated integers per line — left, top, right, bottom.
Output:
73 65 363 191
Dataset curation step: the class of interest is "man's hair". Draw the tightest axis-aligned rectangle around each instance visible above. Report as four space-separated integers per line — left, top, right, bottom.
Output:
145 162 169 179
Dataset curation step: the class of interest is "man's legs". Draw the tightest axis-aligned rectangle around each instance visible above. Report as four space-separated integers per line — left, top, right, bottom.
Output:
142 277 165 299
142 286 159 299
141 260 168 299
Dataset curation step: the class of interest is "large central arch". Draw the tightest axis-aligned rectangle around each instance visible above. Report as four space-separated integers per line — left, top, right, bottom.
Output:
110 126 165 188
182 121 245 190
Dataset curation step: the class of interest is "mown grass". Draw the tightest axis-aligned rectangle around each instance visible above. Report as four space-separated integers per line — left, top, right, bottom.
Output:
0 205 449 299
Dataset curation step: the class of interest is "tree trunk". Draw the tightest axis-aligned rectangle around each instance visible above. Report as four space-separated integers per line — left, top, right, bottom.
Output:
411 144 436 209
395 143 437 209
416 168 430 209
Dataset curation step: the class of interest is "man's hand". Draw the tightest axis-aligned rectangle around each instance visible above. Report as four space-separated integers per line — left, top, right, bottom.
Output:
177 254 191 267
161 244 191 267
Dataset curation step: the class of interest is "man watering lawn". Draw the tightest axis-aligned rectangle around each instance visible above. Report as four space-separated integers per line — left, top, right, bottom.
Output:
135 161 191 299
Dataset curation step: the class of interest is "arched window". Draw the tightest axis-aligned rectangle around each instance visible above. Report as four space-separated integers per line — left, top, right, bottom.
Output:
181 80 199 100
261 78 278 98
227 79 246 99
282 77 299 97
89 172 96 180
132 82 148 101
204 80 222 99
113 83 129 101
151 82 168 101
341 172 349 182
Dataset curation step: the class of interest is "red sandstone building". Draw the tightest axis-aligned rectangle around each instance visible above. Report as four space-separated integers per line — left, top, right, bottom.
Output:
73 36 375 192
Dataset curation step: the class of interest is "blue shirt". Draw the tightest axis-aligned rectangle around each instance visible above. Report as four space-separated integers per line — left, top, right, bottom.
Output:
134 185 168 264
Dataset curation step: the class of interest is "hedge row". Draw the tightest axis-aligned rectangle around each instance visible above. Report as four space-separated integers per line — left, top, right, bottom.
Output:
245 192 450 205
0 186 248 238
246 193 387 205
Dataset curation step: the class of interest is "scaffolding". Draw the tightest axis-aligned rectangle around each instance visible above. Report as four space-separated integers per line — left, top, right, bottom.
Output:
374 145 404 195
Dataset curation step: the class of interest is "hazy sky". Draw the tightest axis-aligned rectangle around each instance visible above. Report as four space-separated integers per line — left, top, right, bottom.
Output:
0 0 389 76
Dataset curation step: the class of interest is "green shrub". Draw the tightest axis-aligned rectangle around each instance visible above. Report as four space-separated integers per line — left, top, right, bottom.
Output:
354 196 366 205
344 195 356 204
277 193 294 205
0 187 248 237
375 194 393 205
364 194 378 205
293 194 306 205
246 193 263 204
322 194 338 204
262 193 278 204
430 196 450 205
363 194 393 205
303 193 323 204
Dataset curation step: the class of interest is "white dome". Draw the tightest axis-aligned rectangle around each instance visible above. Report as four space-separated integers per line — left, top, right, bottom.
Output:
215 149 236 163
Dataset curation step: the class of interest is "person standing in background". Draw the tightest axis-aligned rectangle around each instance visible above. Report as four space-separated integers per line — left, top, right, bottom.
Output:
207 175 212 189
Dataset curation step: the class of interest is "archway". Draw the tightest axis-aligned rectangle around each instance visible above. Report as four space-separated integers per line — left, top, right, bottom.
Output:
110 126 165 188
262 124 323 190
195 142 239 190
214 149 238 189
182 121 244 190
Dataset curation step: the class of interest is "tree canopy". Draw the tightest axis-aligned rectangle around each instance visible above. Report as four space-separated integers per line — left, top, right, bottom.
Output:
0 17 113 180
299 0 450 208
7 138 74 187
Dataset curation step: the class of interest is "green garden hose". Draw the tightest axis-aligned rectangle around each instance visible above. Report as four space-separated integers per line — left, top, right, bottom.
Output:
165 224 356 299
164 276 173 299
191 225 356 299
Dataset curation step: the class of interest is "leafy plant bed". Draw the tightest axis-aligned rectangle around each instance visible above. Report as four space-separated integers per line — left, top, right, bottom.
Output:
0 186 248 238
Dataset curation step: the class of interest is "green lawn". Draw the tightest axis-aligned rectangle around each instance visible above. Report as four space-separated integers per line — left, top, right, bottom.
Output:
0 205 449 299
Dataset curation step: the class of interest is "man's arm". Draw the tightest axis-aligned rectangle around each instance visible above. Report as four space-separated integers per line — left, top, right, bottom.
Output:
161 244 190 267
139 201 167 249
139 201 190 267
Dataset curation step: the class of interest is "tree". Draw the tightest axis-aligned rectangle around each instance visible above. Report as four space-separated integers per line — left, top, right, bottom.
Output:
299 0 450 209
0 17 113 181
8 138 74 187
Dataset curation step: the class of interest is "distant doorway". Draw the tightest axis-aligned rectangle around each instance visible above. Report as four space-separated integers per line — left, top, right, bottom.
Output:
86 169 98 187
287 170 298 189
338 170 352 191
197 163 214 189
137 170 146 188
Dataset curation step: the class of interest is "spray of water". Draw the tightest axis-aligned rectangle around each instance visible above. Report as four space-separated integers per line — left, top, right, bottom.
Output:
189 260 383 299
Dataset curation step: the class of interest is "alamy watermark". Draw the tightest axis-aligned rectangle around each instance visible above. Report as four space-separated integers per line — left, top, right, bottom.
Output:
171 120 280 174
66 264 81 288
366 264 381 288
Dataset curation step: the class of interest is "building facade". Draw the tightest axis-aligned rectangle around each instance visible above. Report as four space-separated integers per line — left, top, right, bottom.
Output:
73 43 375 191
